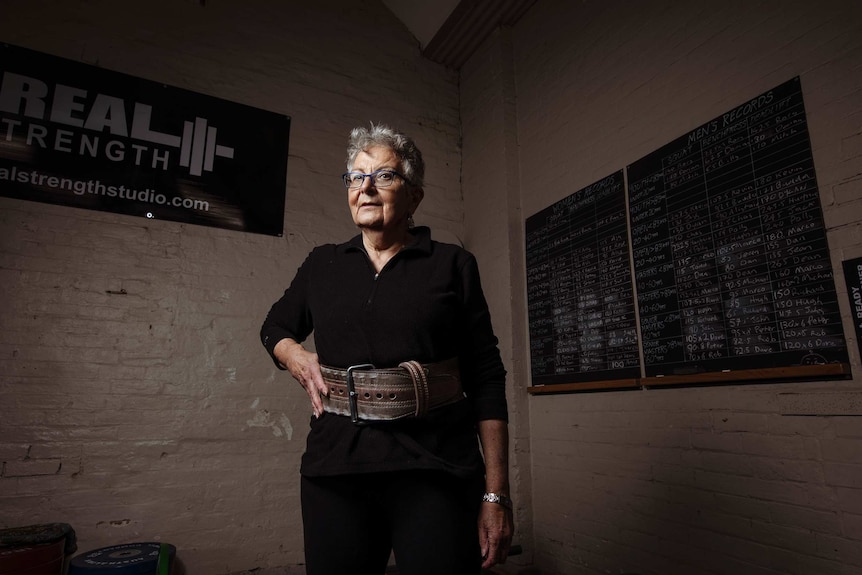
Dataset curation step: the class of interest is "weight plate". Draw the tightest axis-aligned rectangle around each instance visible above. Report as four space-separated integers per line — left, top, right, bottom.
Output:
68 542 175 574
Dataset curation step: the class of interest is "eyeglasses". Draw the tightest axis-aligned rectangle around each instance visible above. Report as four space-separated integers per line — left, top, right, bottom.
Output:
342 169 410 189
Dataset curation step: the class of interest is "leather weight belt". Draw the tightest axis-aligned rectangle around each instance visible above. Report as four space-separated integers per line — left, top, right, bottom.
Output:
320 358 464 423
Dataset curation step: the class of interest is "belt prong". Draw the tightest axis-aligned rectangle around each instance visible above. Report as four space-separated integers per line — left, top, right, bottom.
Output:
345 363 375 424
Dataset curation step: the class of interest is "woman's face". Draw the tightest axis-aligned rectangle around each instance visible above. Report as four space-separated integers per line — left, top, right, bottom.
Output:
348 145 422 233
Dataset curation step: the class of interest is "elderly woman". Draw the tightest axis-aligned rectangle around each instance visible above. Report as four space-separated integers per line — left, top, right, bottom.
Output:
260 124 512 575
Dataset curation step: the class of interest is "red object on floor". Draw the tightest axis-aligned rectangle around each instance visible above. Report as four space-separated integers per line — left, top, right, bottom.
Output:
0 538 65 575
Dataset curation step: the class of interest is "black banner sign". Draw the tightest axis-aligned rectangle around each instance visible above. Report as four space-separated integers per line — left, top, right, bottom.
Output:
0 43 290 236
842 257 862 363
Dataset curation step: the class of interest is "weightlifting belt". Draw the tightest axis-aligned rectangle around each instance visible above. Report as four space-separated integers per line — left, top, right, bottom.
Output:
319 358 464 423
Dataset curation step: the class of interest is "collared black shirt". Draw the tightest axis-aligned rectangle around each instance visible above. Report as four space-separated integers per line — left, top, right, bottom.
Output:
261 227 507 478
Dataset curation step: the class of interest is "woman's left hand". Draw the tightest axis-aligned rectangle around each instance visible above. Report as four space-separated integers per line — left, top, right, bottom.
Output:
477 418 513 568
478 500 513 568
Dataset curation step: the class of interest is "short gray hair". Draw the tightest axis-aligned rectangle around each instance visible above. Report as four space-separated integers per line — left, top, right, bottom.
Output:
346 123 425 189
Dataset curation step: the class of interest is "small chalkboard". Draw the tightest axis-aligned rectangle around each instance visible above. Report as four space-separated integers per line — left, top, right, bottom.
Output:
627 77 848 377
526 171 640 385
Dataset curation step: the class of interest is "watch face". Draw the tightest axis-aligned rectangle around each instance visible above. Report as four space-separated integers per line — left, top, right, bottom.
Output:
483 493 512 509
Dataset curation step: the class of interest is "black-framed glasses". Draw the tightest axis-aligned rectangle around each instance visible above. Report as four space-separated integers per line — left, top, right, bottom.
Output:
342 169 410 189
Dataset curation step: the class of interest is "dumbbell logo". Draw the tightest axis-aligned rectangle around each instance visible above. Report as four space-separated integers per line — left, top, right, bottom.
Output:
132 104 235 176
179 116 235 176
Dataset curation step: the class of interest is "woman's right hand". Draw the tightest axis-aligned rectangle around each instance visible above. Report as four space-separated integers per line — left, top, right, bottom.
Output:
273 338 328 418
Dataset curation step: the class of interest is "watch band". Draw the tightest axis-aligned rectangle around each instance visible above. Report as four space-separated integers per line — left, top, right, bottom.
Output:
482 492 513 510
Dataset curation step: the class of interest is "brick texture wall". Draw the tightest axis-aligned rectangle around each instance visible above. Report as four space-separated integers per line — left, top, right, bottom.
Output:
459 0 862 574
0 1 462 573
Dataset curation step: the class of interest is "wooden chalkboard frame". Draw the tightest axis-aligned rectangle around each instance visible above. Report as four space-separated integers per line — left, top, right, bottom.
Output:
528 363 850 394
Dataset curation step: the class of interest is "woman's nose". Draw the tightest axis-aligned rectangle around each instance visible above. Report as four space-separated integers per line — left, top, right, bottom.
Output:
358 177 377 193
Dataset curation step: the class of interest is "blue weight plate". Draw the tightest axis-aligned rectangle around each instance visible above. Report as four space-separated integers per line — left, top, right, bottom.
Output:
68 542 175 574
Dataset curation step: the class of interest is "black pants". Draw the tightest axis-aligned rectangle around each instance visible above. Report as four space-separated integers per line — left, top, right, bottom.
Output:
301 470 483 575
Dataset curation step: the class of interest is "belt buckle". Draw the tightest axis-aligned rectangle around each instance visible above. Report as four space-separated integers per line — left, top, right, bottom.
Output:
346 363 375 424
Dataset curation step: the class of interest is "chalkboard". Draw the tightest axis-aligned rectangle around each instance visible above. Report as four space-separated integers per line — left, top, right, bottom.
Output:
526 171 640 385
525 77 850 390
627 77 848 377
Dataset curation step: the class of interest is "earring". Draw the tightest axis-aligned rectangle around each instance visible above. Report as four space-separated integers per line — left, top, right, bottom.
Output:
408 214 415 228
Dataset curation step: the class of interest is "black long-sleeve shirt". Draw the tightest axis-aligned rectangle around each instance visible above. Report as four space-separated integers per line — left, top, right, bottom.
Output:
260 226 507 478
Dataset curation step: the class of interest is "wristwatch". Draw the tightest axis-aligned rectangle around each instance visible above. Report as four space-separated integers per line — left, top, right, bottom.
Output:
482 492 513 510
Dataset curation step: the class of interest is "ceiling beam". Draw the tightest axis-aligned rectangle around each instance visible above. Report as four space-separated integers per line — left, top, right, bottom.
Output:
422 0 538 69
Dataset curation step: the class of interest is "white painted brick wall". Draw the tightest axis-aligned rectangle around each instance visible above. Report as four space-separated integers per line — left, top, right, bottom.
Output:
0 1 462 573
459 1 862 573
459 25 536 571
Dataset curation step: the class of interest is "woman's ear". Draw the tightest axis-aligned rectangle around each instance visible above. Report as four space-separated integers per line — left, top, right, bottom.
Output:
411 187 425 211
